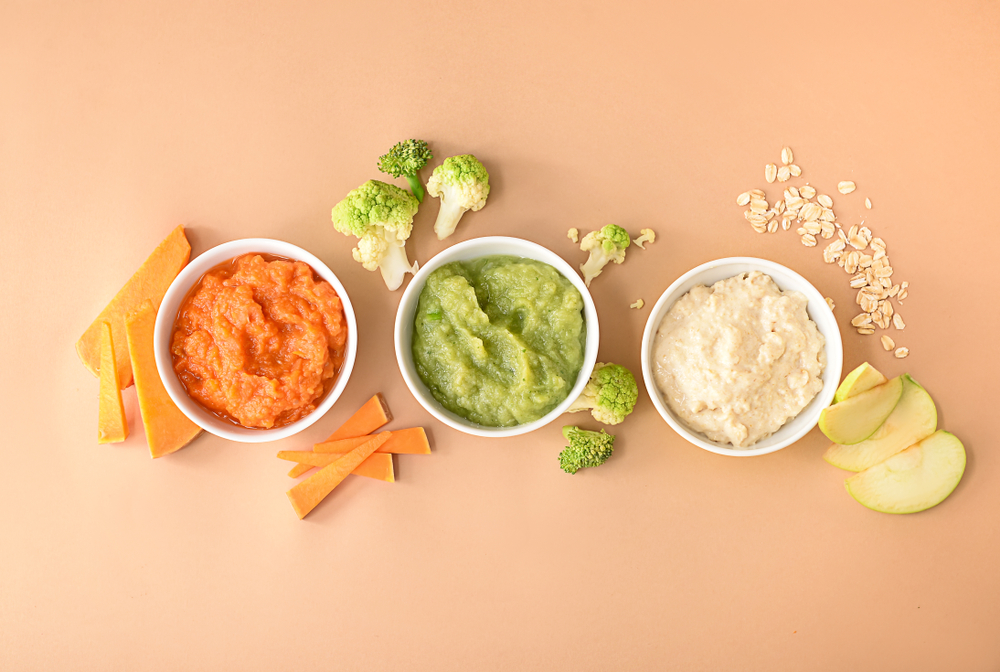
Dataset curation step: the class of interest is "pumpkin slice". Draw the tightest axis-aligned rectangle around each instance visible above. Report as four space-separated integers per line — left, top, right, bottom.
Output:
124 299 202 458
286 432 391 519
76 225 191 388
324 394 391 441
315 427 430 454
280 451 394 482
97 322 129 444
287 462 314 479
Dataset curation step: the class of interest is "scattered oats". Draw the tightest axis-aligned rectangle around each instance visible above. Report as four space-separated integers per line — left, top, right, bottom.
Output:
803 221 822 235
873 248 886 261
751 221 767 233
765 163 777 183
785 196 805 212
789 164 802 177
838 229 848 244
881 335 895 351
823 245 841 263
858 327 876 335
838 256 846 268
829 239 846 253
775 200 786 214
871 237 886 251
850 273 868 289
826 297 836 311
893 313 905 330
820 208 836 222
865 197 872 209
852 313 873 327
801 233 817 247
817 194 834 208
747 213 767 225
889 284 900 298
879 276 893 289
781 146 794 165
799 185 816 199
875 265 893 278
777 165 791 182
751 189 766 197
737 192 752 206
800 202 822 221
848 225 859 239
767 219 779 233
567 227 579 243
821 222 835 239
781 215 793 230
860 292 878 314
750 197 768 213
859 253 873 268
879 301 894 319
630 299 645 310
845 251 860 274
838 180 857 194
796 227 808 236
849 235 867 250
895 347 909 359
785 187 800 199
859 226 872 245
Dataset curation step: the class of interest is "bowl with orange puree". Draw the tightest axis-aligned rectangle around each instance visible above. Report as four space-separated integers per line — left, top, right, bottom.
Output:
154 239 357 443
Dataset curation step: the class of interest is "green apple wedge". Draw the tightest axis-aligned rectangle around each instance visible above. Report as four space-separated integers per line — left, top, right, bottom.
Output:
833 362 888 403
818 375 903 445
845 430 966 514
824 374 937 471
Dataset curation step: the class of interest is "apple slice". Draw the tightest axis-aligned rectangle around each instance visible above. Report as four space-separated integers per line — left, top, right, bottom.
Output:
833 362 887 403
824 375 937 471
819 375 903 445
845 430 965 514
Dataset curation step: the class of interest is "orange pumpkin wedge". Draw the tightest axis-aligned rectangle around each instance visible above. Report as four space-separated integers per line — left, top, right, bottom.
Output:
286 432 391 519
280 451 394 482
77 225 191 389
125 300 202 458
97 322 129 444
315 427 430 455
324 393 391 441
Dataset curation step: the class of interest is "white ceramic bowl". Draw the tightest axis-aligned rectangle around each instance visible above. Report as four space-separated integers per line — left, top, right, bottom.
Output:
640 257 843 457
394 236 600 438
154 238 358 443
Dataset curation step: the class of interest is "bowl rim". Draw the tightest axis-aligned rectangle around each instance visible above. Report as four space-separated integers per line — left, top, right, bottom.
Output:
394 236 600 438
640 256 843 457
153 238 358 444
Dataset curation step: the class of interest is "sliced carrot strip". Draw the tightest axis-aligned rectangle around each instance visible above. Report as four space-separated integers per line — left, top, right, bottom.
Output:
324 394 391 442
286 432 391 519
314 427 430 455
282 452 394 483
287 462 313 478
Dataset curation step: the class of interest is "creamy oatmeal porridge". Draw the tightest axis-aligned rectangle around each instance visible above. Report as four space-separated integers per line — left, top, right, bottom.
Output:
652 271 825 448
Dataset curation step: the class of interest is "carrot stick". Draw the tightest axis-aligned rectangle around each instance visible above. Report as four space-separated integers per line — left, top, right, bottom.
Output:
281 452 394 482
287 462 313 478
314 427 430 455
286 432 391 519
324 394 391 442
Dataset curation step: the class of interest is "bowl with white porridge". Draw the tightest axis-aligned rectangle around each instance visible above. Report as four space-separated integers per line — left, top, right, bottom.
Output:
640 258 843 456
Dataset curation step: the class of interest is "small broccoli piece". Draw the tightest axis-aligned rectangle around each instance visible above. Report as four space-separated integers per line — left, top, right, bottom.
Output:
559 426 616 474
331 180 420 291
633 228 656 249
630 299 644 310
579 224 630 286
426 154 490 240
378 139 433 202
567 227 579 243
566 362 638 425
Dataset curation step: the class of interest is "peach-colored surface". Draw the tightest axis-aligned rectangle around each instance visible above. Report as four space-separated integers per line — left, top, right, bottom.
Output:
2 1 998 669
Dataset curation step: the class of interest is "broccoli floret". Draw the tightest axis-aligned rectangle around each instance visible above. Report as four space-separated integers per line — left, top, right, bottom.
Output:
633 228 656 249
331 180 420 291
426 154 490 240
559 426 616 474
579 224 630 286
378 139 433 202
566 362 638 425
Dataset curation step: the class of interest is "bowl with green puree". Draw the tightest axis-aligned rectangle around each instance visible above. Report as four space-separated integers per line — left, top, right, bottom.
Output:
394 237 600 437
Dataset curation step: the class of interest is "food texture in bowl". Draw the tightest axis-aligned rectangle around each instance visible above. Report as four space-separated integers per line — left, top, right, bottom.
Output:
651 271 826 448
411 255 586 427
170 253 349 429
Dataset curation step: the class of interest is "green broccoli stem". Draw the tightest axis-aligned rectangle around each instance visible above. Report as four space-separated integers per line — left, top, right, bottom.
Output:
405 175 425 202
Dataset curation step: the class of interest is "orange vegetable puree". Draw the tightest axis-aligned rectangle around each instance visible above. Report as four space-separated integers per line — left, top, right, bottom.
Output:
171 253 347 429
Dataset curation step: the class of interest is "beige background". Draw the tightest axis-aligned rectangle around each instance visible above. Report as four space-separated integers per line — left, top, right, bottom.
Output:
2 1 999 670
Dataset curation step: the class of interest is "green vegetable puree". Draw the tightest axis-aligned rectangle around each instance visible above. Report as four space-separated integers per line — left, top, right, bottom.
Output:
412 255 586 427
